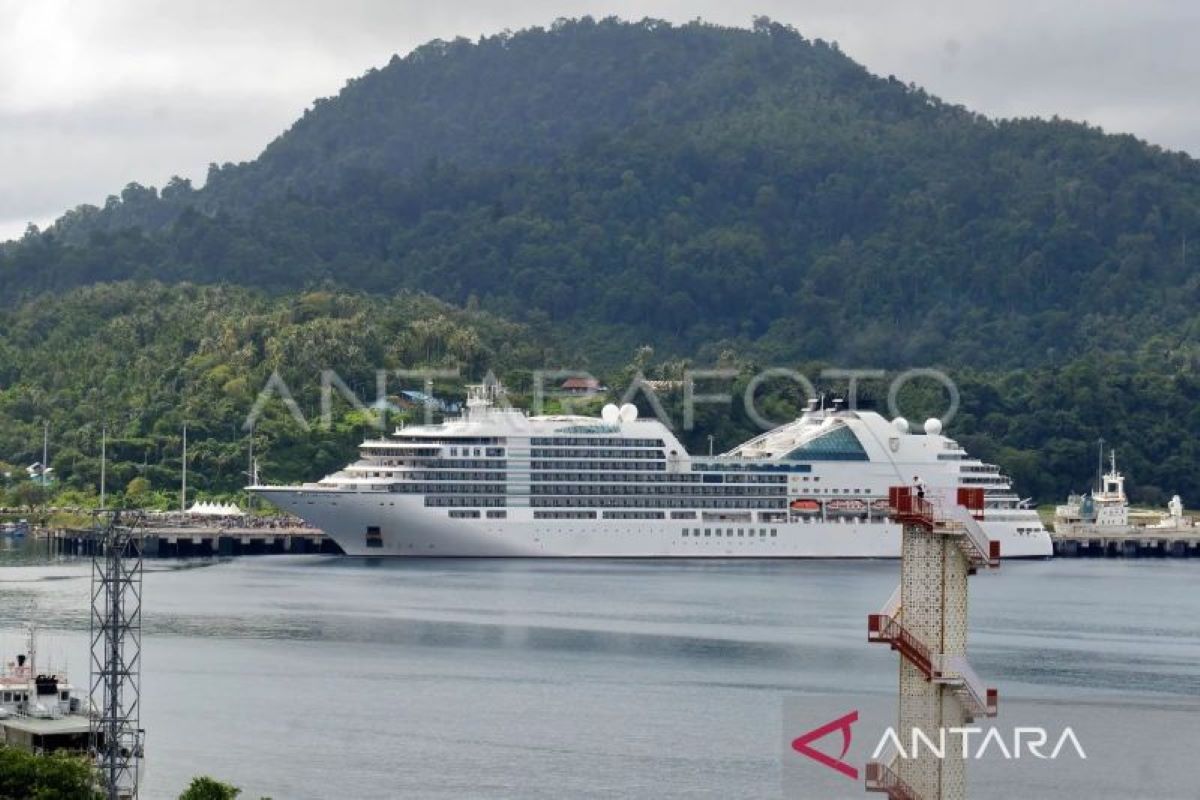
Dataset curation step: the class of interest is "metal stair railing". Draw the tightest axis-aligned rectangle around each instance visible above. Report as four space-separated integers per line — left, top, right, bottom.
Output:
868 613 932 678
932 654 998 717
865 755 923 800
881 584 902 620
943 505 1000 568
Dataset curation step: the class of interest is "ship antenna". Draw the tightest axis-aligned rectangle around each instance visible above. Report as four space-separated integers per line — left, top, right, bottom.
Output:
1096 437 1104 493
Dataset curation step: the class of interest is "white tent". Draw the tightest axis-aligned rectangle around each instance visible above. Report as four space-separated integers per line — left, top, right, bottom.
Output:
187 501 244 517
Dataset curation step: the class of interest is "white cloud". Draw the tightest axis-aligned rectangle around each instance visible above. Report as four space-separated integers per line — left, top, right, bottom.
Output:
1 0 1196 242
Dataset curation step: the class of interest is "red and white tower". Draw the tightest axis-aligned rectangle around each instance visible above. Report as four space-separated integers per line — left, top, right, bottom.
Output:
865 486 1000 800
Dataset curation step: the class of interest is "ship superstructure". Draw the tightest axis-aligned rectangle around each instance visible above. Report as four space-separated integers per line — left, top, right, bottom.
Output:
252 386 1051 558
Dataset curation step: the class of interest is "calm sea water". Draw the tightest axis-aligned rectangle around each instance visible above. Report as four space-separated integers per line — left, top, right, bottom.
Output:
2 538 1198 799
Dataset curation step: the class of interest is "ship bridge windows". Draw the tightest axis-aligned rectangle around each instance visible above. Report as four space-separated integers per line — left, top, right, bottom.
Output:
783 425 868 461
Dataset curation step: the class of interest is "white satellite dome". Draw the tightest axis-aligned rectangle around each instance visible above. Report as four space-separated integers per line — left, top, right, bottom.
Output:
618 403 639 423
892 417 910 434
601 404 620 424
924 418 943 436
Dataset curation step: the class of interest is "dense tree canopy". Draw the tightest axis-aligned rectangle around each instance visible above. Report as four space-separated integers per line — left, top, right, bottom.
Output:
0 283 1197 508
1 17 1197 367
0 283 556 508
0 748 101 800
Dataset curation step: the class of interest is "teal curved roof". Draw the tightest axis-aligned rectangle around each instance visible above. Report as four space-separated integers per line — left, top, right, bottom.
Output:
784 424 868 461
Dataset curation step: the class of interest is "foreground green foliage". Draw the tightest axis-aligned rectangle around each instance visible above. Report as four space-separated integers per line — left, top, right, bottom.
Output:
178 776 240 800
0 747 101 800
2 18 1198 367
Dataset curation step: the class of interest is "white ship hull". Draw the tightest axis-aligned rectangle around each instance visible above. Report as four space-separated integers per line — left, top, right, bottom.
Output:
256 489 1051 558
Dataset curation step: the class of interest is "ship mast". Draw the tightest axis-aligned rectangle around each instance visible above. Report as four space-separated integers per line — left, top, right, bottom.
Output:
25 624 36 678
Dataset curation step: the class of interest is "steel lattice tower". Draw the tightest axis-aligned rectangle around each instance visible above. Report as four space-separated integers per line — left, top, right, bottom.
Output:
89 510 146 800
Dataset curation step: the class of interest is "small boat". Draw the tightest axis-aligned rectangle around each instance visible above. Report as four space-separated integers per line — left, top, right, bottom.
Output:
0 625 93 754
789 498 821 513
825 498 868 514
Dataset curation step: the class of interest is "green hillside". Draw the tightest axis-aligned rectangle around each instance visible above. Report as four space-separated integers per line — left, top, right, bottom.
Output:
2 17 1197 367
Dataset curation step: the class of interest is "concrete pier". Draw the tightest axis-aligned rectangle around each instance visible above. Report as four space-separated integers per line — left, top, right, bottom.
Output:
1051 531 1200 558
41 526 343 558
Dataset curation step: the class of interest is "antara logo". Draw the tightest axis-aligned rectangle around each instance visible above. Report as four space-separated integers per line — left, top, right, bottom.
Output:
791 711 1088 781
872 726 1087 760
791 710 860 780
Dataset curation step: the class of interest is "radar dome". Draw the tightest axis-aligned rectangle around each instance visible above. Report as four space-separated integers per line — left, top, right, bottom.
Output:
601 404 620 424
924 418 943 436
618 403 639 423
892 417 910 434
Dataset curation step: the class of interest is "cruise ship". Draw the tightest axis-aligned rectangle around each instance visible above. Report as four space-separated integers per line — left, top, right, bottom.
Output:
252 385 1051 558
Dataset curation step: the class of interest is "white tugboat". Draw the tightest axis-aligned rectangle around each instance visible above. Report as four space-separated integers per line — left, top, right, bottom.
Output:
1055 450 1130 534
1054 448 1194 535
0 625 93 754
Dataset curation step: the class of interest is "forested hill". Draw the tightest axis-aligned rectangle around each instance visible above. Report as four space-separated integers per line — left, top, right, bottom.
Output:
4 17 1200 367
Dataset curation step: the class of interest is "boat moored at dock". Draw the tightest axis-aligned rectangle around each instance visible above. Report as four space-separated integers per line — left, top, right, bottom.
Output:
252 385 1052 558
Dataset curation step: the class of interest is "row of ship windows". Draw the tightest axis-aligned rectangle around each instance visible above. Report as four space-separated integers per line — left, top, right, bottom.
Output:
684 528 778 538
694 463 813 473
530 437 664 447
365 446 503 458
434 509 895 528
367 478 893 496
528 511 686 520
531 461 667 471
391 436 504 445
426 497 507 507
365 466 795 485
384 474 507 484
395 484 506 494
530 472 786 483
381 470 504 482
369 459 503 470
530 485 787 496
374 474 792 489
530 449 664 460
530 498 787 509
384 474 794 487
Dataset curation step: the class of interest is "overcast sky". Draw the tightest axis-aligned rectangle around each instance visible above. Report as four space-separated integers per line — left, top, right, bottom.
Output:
2 0 1197 242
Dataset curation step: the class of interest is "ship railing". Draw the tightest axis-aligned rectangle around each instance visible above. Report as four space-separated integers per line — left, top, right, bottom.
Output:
932 653 998 718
